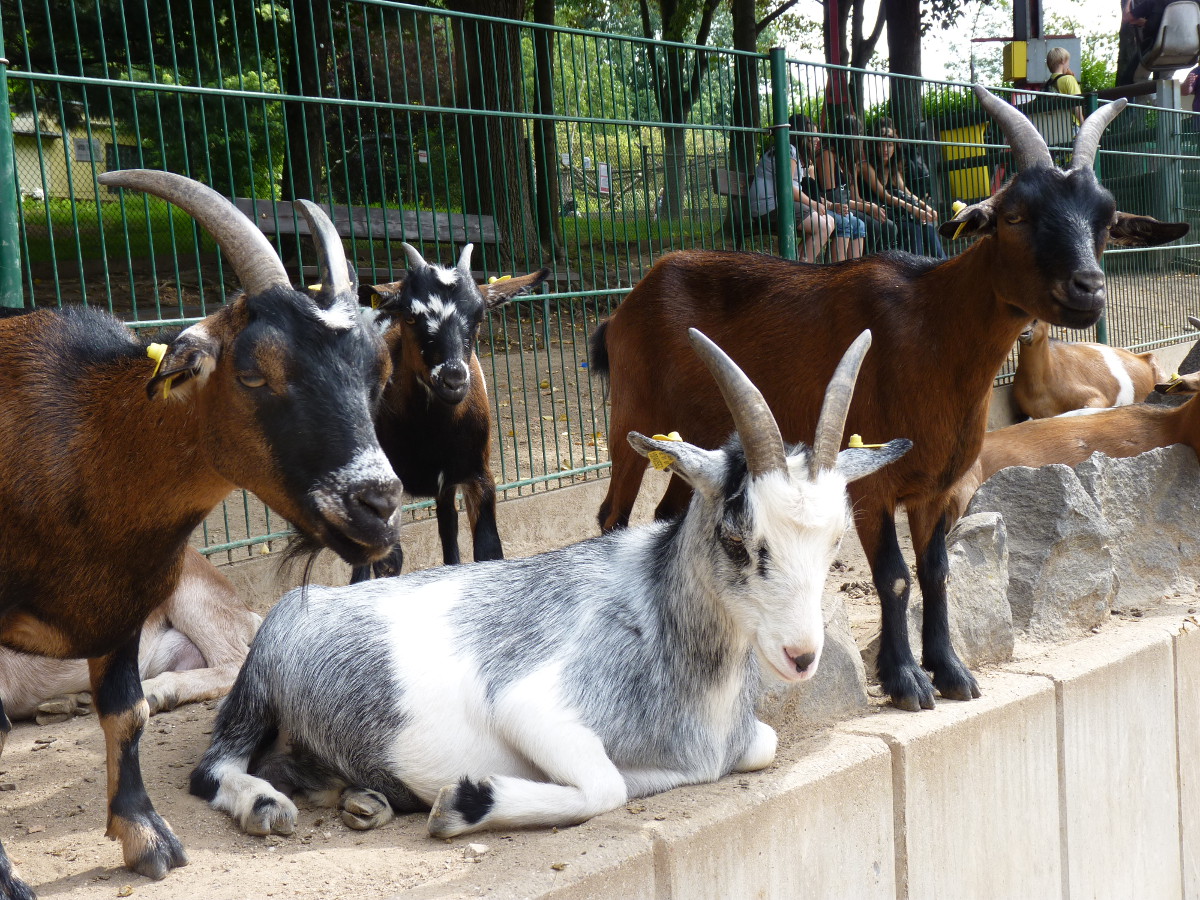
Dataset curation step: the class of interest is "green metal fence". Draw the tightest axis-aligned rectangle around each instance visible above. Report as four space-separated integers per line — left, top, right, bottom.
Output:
4 2 1198 560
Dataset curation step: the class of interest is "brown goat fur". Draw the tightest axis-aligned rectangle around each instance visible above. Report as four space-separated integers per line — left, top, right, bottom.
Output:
949 373 1200 520
592 99 1187 712
1013 320 1165 418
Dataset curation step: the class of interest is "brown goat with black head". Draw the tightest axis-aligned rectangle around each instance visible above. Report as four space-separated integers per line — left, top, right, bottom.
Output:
591 86 1188 713
352 244 550 581
0 171 401 899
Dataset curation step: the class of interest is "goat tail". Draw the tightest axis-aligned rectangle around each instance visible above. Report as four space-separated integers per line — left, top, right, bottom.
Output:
589 320 611 384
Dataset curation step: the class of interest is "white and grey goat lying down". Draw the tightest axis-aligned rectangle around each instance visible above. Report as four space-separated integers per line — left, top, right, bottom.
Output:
0 548 258 722
189 330 909 837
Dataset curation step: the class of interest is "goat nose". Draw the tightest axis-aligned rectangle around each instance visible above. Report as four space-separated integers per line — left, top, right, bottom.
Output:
353 482 402 522
441 364 468 392
790 650 817 673
1068 269 1106 304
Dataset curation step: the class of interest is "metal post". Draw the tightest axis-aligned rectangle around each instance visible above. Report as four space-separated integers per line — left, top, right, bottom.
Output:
769 47 796 261
0 12 23 309
1087 91 1108 344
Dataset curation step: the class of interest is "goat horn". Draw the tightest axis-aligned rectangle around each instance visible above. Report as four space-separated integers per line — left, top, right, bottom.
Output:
97 169 290 297
1070 98 1128 173
294 200 352 302
687 328 786 480
401 242 428 270
973 84 1053 172
810 330 872 478
458 243 474 274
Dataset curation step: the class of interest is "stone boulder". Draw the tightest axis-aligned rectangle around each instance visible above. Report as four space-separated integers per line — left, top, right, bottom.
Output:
967 463 1115 640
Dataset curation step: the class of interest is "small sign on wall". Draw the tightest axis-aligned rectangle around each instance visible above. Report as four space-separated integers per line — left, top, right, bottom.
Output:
417 149 429 164
597 162 610 195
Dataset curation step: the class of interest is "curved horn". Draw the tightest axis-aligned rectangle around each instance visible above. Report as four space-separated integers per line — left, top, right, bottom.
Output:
97 169 290 297
810 330 872 478
1070 97 1127 172
687 328 786 479
401 242 428 271
973 84 1053 172
294 200 352 301
457 243 474 273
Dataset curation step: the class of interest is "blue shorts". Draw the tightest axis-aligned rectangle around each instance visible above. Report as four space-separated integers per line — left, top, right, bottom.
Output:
829 210 867 239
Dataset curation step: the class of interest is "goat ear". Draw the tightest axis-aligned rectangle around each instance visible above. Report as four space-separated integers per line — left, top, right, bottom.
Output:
358 279 405 310
627 432 723 493
146 322 222 402
480 268 552 310
938 201 996 241
1156 373 1200 395
1109 213 1189 247
834 438 912 483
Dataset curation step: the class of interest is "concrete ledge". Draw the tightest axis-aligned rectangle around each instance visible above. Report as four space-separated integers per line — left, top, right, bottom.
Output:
372 613 1197 900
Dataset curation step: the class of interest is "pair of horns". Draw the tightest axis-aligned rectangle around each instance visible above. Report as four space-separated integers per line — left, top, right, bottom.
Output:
689 328 871 481
95 170 352 303
402 241 473 274
973 84 1126 173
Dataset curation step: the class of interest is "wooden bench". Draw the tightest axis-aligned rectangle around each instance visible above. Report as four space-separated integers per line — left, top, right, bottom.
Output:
233 198 503 283
711 166 749 200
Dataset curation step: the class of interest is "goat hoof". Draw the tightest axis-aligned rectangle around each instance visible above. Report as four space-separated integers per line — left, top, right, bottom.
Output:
931 661 981 701
241 793 297 836
118 813 188 880
428 777 494 839
340 788 394 831
882 663 936 711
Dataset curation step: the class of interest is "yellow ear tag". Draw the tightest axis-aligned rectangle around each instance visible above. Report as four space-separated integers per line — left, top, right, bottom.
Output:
848 433 886 449
951 200 967 216
371 295 380 309
308 283 323 293
952 220 968 241
146 343 174 400
488 274 512 284
647 431 682 471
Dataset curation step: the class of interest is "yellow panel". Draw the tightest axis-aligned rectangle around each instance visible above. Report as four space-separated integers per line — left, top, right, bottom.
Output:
1002 41 1028 81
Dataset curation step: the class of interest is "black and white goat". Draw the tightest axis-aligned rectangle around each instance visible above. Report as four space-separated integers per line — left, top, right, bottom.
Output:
352 245 549 580
189 330 909 838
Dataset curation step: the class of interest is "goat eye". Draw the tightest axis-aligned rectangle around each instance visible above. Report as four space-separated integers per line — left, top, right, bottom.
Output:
237 373 267 389
404 315 417 326
727 532 743 545
1004 213 1024 225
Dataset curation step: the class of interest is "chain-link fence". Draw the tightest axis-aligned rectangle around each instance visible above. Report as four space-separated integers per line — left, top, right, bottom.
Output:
3 2 1197 559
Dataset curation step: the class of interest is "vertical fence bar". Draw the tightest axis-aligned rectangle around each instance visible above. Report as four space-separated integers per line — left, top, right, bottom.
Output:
0 14 23 308
769 46 796 261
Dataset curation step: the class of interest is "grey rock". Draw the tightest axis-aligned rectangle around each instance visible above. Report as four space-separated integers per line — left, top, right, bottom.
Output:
757 590 868 730
1075 445 1200 605
967 463 1115 639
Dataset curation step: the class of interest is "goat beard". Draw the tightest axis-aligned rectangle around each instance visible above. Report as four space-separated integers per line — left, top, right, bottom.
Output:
275 533 325 603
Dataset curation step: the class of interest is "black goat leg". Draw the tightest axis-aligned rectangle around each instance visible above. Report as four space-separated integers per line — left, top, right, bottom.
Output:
0 698 35 900
911 507 980 702
435 481 462 566
90 636 187 880
863 508 935 711
463 471 503 562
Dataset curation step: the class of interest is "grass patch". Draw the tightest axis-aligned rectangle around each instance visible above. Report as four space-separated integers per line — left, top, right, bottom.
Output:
20 196 208 265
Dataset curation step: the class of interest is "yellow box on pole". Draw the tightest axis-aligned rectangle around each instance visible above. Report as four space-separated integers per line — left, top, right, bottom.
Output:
1003 41 1028 81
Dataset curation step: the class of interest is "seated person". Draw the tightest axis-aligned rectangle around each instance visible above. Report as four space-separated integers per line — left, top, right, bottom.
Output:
746 115 836 262
858 120 946 259
817 114 897 257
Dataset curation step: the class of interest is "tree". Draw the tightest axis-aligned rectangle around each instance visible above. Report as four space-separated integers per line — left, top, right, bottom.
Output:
444 0 539 268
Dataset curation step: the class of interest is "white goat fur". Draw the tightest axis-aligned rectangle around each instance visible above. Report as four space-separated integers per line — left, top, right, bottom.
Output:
190 340 908 838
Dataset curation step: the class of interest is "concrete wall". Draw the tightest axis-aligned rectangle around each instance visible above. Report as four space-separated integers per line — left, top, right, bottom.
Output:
392 614 1197 900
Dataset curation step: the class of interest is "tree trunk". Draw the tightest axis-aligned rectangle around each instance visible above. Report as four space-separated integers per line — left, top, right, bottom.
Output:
531 0 563 259
724 0 762 242
885 0 922 135
446 0 537 269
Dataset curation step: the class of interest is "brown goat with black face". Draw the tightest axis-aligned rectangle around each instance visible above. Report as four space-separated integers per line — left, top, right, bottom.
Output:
352 245 550 581
590 87 1188 713
0 171 401 899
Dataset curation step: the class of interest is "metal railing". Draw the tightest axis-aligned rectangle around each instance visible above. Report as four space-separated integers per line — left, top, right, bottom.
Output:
3 1 1198 559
